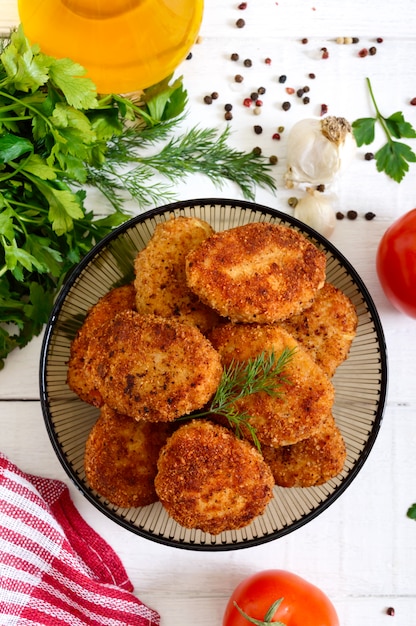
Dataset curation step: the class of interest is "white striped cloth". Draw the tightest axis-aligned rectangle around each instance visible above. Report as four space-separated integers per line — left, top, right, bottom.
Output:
0 452 160 625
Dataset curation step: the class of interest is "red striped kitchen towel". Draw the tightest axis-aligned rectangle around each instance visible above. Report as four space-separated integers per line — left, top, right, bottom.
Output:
0 452 160 625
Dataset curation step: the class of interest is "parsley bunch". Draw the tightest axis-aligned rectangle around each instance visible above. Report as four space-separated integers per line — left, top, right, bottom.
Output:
352 77 416 182
0 27 276 369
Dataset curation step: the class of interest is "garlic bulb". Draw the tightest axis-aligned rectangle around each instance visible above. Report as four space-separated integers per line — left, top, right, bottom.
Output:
285 116 356 187
293 190 336 238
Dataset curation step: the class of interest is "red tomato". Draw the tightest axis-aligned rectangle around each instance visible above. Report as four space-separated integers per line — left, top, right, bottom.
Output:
223 570 339 626
376 209 416 318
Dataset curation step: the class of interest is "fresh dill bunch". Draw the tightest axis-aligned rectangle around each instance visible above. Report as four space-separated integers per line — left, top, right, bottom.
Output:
191 347 296 451
85 126 277 210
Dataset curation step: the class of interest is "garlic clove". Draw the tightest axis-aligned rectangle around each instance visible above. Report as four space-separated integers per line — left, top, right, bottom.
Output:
285 116 356 187
293 190 336 238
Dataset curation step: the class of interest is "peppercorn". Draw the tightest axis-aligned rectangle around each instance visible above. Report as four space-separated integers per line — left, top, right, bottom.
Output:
352 37 360 43
369 46 377 55
250 91 259 101
238 2 247 8
359 48 369 57
255 99 263 107
272 133 281 140
303 85 310 93
243 97 252 107
344 37 353 44
258 86 266 94
320 103 328 115
296 88 304 97
211 91 219 100
301 37 308 44
376 37 384 43
265 57 272 65
204 95 213 104
253 107 262 116
277 126 284 133
253 125 263 134
186 52 193 60
224 111 233 121
252 146 262 156
236 18 245 28
282 101 291 111
285 87 295 95
235 74 244 83
288 197 298 208
321 49 329 59
224 103 233 111
365 152 375 160
347 210 358 220
316 184 325 192
411 98 416 106
269 155 278 165
386 607 395 616
365 212 376 220
308 73 316 79
303 96 310 104
243 58 252 67
278 74 287 83
336 211 345 220
231 52 239 61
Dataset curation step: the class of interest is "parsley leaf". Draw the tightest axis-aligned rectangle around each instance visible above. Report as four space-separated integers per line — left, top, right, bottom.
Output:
407 503 416 520
352 78 416 183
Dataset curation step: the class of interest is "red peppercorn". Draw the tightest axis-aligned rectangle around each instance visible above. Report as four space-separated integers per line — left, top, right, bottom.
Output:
243 97 252 107
285 87 295 94
255 99 263 107
377 37 384 43
320 103 328 116
265 57 272 64
238 2 247 8
301 37 308 44
359 48 369 57
321 49 329 59
272 133 281 140
410 98 416 105
386 607 395 616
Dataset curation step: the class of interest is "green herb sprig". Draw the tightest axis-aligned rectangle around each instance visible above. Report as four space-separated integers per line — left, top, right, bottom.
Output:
190 348 296 450
352 77 416 183
407 503 416 520
0 26 277 369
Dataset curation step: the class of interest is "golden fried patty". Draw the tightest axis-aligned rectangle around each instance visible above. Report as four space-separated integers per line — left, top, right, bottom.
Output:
134 216 221 333
155 420 275 535
209 322 335 447
186 222 327 323
84 310 223 422
67 283 136 406
279 282 358 377
84 405 173 508
262 414 346 487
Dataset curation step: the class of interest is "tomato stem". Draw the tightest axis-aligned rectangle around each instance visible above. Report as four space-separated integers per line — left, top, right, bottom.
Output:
233 599 287 626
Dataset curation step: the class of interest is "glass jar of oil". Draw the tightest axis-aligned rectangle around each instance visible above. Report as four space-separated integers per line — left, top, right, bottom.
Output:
18 0 204 94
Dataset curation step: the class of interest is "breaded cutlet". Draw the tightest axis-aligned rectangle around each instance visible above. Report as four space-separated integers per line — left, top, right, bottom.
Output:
279 282 358 377
262 414 346 488
186 222 326 323
154 420 275 535
84 310 223 422
67 283 136 406
84 404 174 508
134 216 221 333
209 322 335 447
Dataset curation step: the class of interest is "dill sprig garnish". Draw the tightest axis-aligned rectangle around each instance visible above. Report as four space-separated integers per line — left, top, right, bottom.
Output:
191 347 296 450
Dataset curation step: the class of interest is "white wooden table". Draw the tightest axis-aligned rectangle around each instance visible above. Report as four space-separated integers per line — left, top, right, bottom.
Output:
1 1 416 623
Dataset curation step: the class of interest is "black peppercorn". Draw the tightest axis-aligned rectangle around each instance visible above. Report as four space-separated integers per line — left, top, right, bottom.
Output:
203 95 213 104
278 74 287 83
365 212 376 220
231 52 239 61
336 212 345 220
224 103 233 111
253 125 263 134
365 152 375 160
234 74 244 83
244 58 252 67
258 86 266 94
269 155 278 165
252 146 262 156
347 210 358 220
224 111 233 121
282 101 291 111
236 18 245 28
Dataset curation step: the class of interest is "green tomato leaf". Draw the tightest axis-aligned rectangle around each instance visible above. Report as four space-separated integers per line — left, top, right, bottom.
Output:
48 57 98 110
352 117 376 146
375 141 416 183
0 133 33 163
